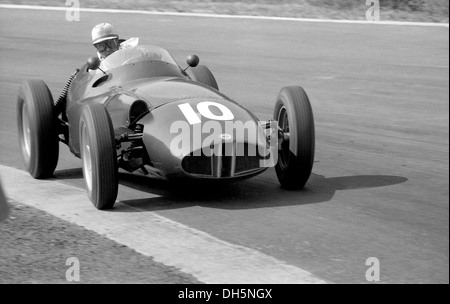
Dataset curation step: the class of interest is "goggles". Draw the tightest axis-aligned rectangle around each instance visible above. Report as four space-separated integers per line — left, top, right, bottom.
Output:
94 39 119 52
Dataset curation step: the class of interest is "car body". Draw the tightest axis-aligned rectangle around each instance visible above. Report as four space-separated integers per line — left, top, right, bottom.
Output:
17 44 315 209
67 45 270 180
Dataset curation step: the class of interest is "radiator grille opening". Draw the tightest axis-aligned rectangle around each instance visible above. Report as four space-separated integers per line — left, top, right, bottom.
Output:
181 142 267 177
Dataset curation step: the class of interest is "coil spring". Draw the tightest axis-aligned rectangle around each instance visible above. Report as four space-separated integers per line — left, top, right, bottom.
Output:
54 68 79 116
129 124 144 155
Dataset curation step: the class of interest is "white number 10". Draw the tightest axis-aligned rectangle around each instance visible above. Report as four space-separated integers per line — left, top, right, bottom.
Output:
178 101 234 125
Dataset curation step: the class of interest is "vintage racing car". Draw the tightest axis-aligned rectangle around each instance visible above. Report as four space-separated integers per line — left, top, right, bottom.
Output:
17 44 315 209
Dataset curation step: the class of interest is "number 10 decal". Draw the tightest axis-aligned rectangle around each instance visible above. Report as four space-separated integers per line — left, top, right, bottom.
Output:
178 101 234 125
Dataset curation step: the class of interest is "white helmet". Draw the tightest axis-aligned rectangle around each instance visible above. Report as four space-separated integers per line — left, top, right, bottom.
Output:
91 23 118 45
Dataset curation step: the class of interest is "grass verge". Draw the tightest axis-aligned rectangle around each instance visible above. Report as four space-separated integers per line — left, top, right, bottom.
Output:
0 0 448 23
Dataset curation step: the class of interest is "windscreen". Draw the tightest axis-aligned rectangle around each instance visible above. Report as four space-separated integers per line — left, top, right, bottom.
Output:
100 44 179 70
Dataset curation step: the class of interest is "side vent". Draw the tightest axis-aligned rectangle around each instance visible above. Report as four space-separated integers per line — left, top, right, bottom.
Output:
128 100 150 128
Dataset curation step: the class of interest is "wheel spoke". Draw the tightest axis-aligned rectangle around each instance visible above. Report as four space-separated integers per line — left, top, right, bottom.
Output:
277 106 290 170
22 103 31 160
81 124 93 194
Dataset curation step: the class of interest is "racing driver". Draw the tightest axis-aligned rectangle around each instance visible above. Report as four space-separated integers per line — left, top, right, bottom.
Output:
55 23 136 118
91 22 121 60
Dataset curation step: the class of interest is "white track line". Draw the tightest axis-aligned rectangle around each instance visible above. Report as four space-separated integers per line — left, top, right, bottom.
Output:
0 164 326 284
0 4 448 27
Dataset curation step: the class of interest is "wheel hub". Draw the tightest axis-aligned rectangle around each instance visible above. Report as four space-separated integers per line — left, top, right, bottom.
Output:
277 106 290 170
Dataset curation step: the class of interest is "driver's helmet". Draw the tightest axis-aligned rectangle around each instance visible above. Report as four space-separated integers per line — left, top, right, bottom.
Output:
92 23 120 59
91 23 118 44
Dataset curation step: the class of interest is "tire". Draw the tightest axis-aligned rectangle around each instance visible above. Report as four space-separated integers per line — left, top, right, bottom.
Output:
273 86 315 190
17 80 59 178
79 104 118 210
187 65 219 90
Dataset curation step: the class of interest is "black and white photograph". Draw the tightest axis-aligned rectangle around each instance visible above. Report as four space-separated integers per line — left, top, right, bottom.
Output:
0 0 448 288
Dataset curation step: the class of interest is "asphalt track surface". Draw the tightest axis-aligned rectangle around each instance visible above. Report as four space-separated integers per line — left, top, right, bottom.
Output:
0 7 448 283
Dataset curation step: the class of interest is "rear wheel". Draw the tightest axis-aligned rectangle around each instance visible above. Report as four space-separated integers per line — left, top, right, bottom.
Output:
17 80 59 178
79 104 118 210
273 86 315 190
187 65 219 90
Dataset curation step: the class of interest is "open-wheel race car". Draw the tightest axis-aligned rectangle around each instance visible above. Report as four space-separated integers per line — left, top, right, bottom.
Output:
17 44 315 209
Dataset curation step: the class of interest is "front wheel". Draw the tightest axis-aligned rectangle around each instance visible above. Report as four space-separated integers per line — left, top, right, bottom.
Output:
273 86 315 190
79 104 118 210
17 80 59 178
